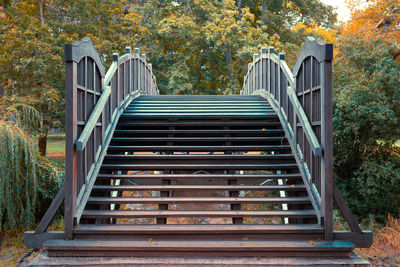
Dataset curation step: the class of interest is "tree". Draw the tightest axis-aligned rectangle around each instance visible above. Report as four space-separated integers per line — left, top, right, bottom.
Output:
133 0 337 94
0 102 61 230
0 0 142 155
333 35 400 223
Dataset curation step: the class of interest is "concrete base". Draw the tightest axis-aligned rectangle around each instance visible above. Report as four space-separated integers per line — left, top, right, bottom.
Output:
23 252 371 266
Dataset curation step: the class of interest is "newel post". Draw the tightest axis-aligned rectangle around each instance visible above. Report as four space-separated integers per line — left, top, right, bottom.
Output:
64 45 78 240
321 42 334 241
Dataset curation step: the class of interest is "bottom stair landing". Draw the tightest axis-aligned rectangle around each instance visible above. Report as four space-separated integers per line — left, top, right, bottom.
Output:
25 252 371 266
44 239 355 257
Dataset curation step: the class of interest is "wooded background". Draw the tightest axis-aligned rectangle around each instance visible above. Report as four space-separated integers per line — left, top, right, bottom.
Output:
0 0 399 230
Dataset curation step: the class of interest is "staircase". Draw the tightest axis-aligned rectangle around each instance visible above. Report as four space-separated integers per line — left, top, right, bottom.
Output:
44 95 354 257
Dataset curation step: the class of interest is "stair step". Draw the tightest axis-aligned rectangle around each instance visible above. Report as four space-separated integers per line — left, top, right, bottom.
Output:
120 113 276 118
113 129 284 135
107 145 291 152
73 224 323 234
81 210 316 219
123 109 273 112
92 184 306 191
125 106 273 109
131 100 264 104
100 163 298 170
96 173 302 180
117 121 282 127
44 239 354 257
87 196 310 205
104 154 294 160
111 137 286 142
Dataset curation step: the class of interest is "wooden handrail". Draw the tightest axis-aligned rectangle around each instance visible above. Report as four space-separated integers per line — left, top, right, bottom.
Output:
242 37 337 240
287 85 322 156
63 38 159 239
243 49 322 157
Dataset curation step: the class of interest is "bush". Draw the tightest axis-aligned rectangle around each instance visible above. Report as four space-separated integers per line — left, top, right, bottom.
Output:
333 36 400 223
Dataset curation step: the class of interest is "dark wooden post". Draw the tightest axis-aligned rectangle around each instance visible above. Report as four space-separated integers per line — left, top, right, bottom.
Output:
64 59 78 240
321 44 333 241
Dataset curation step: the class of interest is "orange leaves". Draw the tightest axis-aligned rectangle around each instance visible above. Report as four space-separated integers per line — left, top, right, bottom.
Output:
342 0 400 45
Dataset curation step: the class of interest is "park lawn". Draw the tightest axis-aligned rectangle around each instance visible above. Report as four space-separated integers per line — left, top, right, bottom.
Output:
46 134 65 155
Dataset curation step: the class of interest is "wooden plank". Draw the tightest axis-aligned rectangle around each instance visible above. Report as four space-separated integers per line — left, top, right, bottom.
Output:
333 182 362 234
35 184 65 234
44 239 354 252
73 224 323 234
87 196 311 204
106 145 291 152
111 137 285 142
333 231 373 248
100 163 298 170
105 154 294 160
96 173 302 179
321 52 334 240
64 60 78 240
81 210 317 219
116 121 282 126
114 129 284 134
24 231 64 249
92 184 306 191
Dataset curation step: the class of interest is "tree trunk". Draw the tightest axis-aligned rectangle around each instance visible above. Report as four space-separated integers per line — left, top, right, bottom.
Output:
38 0 45 25
38 133 47 156
237 0 242 20
261 0 267 25
225 44 232 80
38 119 49 156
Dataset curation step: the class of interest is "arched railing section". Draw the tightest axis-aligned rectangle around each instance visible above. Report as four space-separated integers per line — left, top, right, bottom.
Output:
64 37 159 239
241 37 333 240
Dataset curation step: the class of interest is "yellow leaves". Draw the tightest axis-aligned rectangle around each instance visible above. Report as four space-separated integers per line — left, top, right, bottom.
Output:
292 22 337 44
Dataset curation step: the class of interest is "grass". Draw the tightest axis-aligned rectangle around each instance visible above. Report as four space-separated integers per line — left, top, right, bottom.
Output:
0 231 26 266
33 134 65 155
356 215 400 266
0 219 64 266
46 134 65 154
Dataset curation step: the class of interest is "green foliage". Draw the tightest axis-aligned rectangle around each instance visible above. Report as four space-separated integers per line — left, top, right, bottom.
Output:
0 0 141 152
0 104 62 230
333 35 400 223
133 0 337 94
